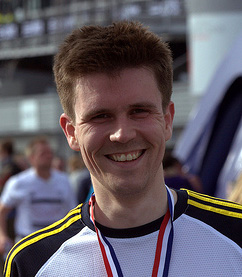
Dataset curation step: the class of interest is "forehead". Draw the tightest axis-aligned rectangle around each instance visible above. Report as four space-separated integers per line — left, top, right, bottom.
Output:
75 68 161 108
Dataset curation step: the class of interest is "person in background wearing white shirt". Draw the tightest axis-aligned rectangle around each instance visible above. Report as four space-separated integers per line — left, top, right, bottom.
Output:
0 136 77 256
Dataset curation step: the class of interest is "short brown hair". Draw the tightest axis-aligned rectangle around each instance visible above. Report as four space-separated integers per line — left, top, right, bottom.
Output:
53 21 173 121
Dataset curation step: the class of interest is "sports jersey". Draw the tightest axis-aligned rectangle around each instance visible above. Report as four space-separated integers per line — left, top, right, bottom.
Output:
0 168 77 238
3 189 242 276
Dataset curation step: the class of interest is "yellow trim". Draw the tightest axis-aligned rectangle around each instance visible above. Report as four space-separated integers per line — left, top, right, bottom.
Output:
188 199 242 219
4 205 82 276
9 205 82 251
184 189 242 210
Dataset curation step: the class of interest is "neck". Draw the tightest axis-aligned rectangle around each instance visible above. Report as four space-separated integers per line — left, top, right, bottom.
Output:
92 184 176 229
35 167 51 180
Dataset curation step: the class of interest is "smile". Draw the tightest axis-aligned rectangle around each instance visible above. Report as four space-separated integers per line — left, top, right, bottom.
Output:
107 150 144 162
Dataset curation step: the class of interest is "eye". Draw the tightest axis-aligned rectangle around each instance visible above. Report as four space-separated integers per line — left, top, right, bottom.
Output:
91 113 111 123
131 108 149 118
95 114 109 118
132 108 146 114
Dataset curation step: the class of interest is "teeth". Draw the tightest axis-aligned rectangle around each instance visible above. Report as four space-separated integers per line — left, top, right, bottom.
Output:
127 154 132 161
120 154 126 162
109 151 142 162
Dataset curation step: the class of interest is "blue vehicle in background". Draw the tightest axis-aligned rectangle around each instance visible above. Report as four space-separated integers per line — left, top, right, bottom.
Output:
174 32 242 198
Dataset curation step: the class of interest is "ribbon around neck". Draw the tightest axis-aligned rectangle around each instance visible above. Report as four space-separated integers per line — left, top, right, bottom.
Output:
89 186 174 277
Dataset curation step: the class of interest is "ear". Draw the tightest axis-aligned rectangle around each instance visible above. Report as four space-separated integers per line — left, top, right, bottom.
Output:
164 101 175 141
60 113 80 151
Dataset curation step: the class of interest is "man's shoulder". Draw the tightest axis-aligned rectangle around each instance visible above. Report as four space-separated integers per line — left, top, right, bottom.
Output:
184 189 242 219
181 189 242 247
4 204 85 276
10 168 34 181
2 168 34 190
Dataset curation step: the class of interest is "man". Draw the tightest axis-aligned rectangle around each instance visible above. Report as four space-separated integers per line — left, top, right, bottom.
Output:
0 137 76 259
0 140 23 275
0 139 22 193
3 21 242 276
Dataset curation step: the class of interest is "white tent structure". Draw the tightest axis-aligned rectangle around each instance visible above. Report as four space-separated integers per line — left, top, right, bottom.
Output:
174 32 242 198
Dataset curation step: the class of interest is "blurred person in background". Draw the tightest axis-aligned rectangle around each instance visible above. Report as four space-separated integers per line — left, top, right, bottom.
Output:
52 155 67 172
163 150 203 192
0 136 77 258
0 139 23 276
68 153 92 203
0 139 22 194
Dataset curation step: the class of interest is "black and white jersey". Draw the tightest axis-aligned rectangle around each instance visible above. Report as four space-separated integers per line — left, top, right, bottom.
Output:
4 189 242 276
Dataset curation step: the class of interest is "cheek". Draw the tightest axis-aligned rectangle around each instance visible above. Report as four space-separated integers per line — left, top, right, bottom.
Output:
77 128 103 161
145 119 167 141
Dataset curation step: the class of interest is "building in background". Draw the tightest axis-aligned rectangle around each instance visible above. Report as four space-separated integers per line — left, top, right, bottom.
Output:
1 0 241 198
0 0 191 157
174 0 242 197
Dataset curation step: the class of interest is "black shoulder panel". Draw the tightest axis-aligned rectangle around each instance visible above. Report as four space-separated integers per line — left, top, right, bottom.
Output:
4 205 85 277
183 190 242 248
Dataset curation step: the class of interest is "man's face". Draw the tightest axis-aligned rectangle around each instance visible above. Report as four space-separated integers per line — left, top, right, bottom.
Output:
30 142 53 169
61 68 174 198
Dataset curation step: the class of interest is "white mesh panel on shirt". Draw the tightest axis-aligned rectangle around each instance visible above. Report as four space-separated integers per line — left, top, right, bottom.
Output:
36 216 242 276
169 214 242 276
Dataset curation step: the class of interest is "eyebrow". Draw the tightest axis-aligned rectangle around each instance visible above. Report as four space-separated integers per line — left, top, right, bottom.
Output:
129 102 158 109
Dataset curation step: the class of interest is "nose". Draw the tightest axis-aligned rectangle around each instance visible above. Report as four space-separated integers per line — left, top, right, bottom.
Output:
109 118 136 143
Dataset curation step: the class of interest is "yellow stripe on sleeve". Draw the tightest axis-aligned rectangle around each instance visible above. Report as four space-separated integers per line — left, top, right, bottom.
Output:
184 189 242 210
187 199 242 219
4 205 82 277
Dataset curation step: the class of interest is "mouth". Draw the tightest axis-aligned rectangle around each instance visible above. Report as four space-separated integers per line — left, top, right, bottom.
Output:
106 150 145 162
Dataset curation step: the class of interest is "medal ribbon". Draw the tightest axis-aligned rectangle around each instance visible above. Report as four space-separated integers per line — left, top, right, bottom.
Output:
90 186 174 277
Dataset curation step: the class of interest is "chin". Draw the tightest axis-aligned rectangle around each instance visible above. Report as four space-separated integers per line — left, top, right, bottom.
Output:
111 180 148 198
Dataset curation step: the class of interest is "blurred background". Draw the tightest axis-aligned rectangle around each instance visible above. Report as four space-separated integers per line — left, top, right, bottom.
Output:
0 0 241 199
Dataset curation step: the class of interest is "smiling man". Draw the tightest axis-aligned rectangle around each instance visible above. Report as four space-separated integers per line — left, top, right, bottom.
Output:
3 21 242 277
61 67 174 230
